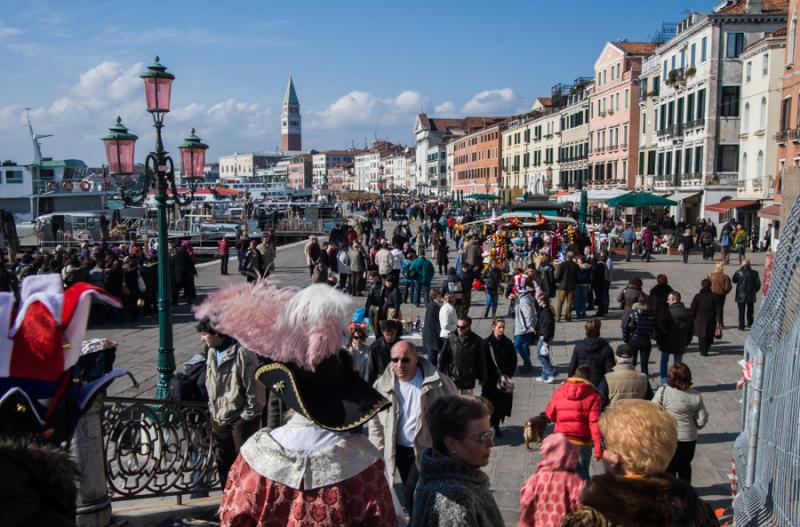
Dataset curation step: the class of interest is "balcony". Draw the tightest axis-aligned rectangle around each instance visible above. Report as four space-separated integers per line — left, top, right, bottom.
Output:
737 179 747 192
544 133 554 139
791 128 800 143
681 173 703 187
511 165 520 172
669 123 684 140
686 119 705 130
752 177 764 193
775 130 788 144
657 128 670 138
598 110 606 117
621 142 628 150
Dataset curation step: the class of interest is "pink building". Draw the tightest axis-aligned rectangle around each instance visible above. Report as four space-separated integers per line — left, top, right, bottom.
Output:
288 154 312 190
588 41 655 189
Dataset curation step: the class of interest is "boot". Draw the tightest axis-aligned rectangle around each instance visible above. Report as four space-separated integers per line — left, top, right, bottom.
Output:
484 309 490 318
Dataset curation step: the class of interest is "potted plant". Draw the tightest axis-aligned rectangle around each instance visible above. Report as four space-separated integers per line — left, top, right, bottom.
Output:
685 66 697 78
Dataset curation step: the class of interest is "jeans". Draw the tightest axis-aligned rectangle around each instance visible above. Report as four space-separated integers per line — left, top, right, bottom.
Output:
625 242 633 261
414 283 430 306
593 284 609 315
395 444 419 510
514 333 532 367
576 444 593 481
630 338 652 375
535 336 556 377
659 352 683 385
738 302 754 329
667 440 697 483
574 284 589 318
403 281 415 303
484 291 499 316
426 343 441 367
683 248 690 263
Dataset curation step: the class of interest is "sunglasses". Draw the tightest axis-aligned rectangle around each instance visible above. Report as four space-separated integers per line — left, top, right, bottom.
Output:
466 429 495 445
390 357 411 363
457 325 469 330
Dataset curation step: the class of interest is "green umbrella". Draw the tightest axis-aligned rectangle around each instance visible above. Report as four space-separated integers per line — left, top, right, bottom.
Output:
605 192 677 208
464 193 500 200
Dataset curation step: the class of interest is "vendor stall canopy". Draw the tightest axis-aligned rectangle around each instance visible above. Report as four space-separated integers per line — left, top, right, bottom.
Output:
463 193 500 200
605 191 677 208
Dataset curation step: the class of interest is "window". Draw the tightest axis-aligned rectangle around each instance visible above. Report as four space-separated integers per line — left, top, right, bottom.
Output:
657 152 665 175
653 75 661 96
647 151 656 175
789 12 797 66
671 55 676 71
677 97 684 125
759 97 767 129
717 145 739 172
726 33 745 58
625 88 629 109
743 103 750 132
616 93 620 111
756 151 764 180
691 43 697 66
701 37 708 62
697 88 706 119
687 93 695 123
4 170 22 183
684 148 692 175
746 61 752 82
665 151 672 175
663 60 668 80
623 124 628 145
660 103 667 130
603 70 607 84
694 145 703 173
675 150 682 176
720 87 740 117
780 97 792 131
741 153 748 180
668 101 675 127
762 53 769 76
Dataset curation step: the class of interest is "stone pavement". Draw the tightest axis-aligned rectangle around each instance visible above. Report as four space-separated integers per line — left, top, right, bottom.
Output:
94 224 758 525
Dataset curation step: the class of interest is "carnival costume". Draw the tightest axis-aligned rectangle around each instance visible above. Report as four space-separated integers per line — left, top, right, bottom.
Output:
0 274 124 527
194 282 397 526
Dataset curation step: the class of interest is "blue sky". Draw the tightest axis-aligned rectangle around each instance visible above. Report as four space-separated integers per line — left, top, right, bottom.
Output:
0 0 715 165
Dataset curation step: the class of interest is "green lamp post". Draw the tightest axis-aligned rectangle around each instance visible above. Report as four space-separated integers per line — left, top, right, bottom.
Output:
102 57 208 400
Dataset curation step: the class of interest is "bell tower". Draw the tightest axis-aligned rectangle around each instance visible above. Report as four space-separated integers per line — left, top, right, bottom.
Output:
281 75 301 151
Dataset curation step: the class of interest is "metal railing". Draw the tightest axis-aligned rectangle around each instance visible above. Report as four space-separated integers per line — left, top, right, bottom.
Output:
102 396 219 501
733 191 800 526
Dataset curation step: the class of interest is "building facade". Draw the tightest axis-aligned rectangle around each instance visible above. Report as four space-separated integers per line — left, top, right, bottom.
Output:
354 151 379 192
281 75 302 152
737 30 785 235
218 152 281 181
501 115 533 203
588 41 653 190
531 111 561 193
288 154 313 190
558 85 592 191
641 3 787 222
312 150 357 190
451 124 504 196
775 0 800 244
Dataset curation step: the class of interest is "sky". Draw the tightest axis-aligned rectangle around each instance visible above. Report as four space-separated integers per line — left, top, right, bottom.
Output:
0 0 717 166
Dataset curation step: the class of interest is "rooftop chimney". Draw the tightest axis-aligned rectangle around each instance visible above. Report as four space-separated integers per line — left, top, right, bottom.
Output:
749 0 763 13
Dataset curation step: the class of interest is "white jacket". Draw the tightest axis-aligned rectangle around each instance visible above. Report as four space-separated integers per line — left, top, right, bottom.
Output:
439 302 458 338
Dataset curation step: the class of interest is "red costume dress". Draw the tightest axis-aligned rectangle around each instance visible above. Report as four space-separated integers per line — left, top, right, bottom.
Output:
220 416 396 527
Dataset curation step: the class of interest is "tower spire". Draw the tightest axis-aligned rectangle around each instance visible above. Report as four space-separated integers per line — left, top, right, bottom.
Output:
281 75 301 151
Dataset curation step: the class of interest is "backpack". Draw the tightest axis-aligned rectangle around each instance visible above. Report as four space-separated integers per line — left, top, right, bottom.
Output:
167 359 208 402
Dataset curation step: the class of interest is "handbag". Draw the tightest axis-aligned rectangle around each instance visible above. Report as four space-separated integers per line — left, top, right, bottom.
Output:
137 275 147 292
539 342 550 357
121 281 130 297
488 343 515 394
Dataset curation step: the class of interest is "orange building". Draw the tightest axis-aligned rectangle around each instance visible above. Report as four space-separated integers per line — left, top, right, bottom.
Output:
451 123 505 196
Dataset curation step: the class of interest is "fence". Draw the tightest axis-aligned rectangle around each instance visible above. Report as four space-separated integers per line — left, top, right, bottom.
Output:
102 396 220 502
733 192 800 526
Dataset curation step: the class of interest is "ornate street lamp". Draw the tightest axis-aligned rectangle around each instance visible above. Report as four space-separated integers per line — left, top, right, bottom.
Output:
101 56 207 400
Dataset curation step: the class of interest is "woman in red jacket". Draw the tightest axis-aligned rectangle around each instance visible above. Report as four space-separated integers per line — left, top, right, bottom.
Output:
545 365 603 481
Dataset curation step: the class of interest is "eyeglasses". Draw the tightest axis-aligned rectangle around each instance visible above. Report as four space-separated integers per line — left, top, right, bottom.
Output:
390 357 411 363
457 325 469 330
466 429 495 445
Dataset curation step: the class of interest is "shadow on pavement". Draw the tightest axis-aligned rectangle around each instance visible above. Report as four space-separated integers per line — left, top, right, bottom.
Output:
698 432 739 444
696 382 738 393
495 425 525 447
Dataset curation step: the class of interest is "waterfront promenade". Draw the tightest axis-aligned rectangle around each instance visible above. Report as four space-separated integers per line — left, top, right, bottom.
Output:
92 226 753 524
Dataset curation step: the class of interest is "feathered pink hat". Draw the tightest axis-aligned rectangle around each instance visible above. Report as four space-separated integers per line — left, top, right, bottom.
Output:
194 281 355 372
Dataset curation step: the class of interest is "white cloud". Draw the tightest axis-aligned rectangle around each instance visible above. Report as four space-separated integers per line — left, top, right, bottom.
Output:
0 60 275 164
461 88 518 115
434 101 455 114
0 26 23 39
307 89 426 130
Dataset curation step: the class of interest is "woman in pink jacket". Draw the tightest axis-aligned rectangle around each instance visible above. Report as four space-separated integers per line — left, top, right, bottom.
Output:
518 433 586 527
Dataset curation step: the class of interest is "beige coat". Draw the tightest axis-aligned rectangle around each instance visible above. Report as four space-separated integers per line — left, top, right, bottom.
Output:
369 357 457 477
205 342 265 426
605 364 649 405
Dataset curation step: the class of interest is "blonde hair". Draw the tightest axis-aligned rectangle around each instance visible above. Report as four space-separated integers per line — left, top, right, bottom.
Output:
715 262 725 273
600 399 677 476
444 292 455 305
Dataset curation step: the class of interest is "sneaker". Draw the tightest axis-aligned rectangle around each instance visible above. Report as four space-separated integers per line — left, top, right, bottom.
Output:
535 376 546 383
544 376 558 384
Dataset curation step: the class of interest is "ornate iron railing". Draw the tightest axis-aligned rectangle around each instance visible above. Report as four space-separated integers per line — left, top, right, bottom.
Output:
102 396 220 501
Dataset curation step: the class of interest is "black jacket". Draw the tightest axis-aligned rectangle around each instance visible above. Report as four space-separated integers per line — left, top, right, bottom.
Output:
379 285 402 319
364 282 383 310
733 265 761 304
569 336 614 387
555 260 579 291
482 334 517 419
439 331 487 390
481 267 502 293
535 305 555 343
422 299 442 350
690 287 717 339
659 301 694 354
622 307 656 344
366 337 394 385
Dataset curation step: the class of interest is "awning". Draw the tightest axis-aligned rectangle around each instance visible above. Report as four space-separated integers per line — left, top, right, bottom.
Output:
758 204 781 221
705 199 758 213
668 191 701 202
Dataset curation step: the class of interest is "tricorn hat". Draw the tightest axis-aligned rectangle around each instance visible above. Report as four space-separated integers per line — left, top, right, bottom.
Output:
195 282 389 431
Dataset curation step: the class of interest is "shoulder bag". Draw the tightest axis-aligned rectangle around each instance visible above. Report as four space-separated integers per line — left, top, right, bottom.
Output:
488 342 515 394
